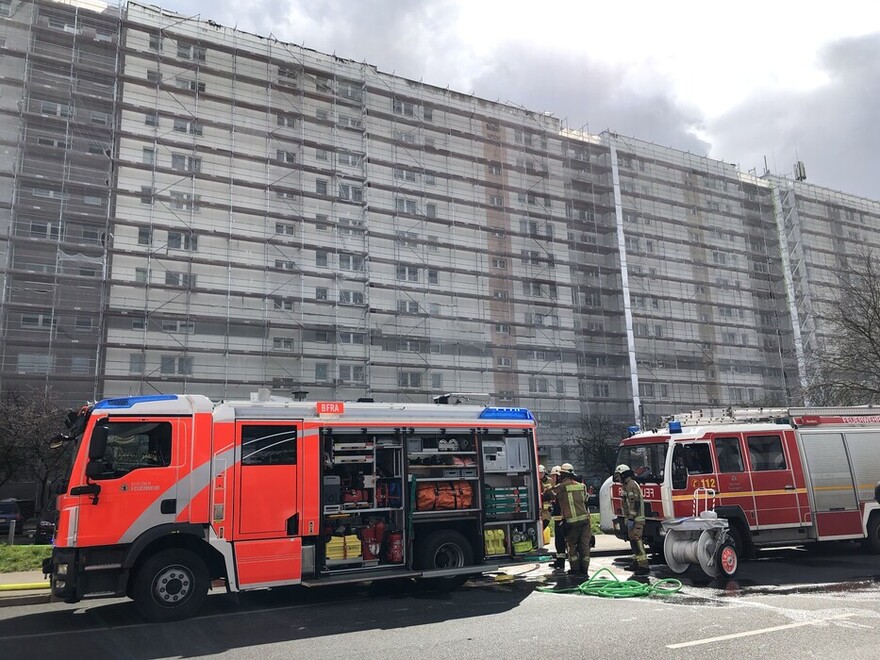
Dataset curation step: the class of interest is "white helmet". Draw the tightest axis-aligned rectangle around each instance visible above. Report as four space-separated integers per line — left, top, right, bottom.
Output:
538 464 546 474
550 465 562 476
561 462 575 473
615 464 631 474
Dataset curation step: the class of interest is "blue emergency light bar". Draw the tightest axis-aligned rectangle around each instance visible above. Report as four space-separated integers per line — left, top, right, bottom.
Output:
669 420 683 433
95 394 179 409
479 407 535 421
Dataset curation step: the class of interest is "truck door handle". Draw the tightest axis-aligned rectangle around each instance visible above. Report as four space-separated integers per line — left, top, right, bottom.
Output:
784 485 796 491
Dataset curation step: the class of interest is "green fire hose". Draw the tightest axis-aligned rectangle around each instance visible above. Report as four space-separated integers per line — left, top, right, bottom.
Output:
537 567 683 598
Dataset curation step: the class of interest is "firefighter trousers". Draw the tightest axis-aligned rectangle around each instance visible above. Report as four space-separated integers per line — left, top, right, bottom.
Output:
627 519 648 568
564 520 592 573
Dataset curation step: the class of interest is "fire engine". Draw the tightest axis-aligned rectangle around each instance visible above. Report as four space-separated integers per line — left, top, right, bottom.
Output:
601 406 880 563
45 392 543 621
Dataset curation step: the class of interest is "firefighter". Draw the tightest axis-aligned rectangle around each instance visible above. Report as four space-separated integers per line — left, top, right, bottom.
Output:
539 465 553 530
616 463 649 575
548 466 566 571
553 464 591 576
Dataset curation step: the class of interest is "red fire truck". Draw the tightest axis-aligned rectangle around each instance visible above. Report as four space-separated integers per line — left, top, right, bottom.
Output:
45 393 543 621
602 407 880 560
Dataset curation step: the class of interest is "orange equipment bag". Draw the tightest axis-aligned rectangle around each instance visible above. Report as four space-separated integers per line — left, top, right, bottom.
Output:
416 481 473 511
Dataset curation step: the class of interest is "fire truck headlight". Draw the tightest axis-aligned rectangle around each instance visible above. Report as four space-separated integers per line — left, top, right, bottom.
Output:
54 578 66 589
56 563 68 576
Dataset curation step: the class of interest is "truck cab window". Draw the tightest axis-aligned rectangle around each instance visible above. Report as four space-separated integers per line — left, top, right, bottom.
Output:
747 435 786 471
92 422 172 479
715 437 744 473
671 444 713 489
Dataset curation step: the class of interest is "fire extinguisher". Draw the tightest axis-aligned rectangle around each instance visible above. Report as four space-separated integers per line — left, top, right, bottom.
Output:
386 530 403 563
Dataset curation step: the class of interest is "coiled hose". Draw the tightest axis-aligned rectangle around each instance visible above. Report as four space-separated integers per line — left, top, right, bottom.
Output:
537 567 682 598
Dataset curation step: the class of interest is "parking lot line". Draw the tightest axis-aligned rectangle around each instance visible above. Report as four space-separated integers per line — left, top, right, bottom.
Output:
666 613 857 649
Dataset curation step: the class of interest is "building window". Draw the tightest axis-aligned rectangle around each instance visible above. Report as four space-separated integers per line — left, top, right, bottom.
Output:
392 98 416 116
592 383 610 398
135 267 148 283
497 356 511 367
168 231 198 251
145 111 158 126
338 183 363 202
276 222 296 236
173 118 202 135
316 148 328 161
172 154 201 173
140 186 154 205
339 364 365 383
315 363 329 380
427 269 438 285
339 253 364 271
177 42 206 62
394 167 416 182
528 377 548 393
277 114 296 128
398 371 422 388
339 331 365 345
129 353 145 374
396 265 419 282
395 198 418 214
170 192 200 211
339 289 365 305
143 147 155 165
425 203 437 219
276 150 296 164
138 227 152 245
315 287 328 301
273 297 294 311
397 300 420 314
494 323 509 334
316 179 328 195
316 250 329 267
273 337 295 351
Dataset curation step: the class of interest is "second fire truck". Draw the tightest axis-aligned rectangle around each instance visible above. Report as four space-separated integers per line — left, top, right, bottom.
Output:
601 406 880 563
45 392 543 620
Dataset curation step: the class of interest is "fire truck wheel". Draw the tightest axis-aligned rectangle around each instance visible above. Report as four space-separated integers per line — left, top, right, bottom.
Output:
132 548 209 622
716 540 738 578
724 523 746 556
416 530 474 590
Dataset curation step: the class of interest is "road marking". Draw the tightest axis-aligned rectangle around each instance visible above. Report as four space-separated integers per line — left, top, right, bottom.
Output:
666 613 857 649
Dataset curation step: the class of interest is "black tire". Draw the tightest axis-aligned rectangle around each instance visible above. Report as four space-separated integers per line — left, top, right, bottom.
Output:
716 541 738 578
865 514 880 554
415 530 474 591
132 549 209 622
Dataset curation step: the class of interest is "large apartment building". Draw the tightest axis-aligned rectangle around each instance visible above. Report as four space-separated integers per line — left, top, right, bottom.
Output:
2 0 879 461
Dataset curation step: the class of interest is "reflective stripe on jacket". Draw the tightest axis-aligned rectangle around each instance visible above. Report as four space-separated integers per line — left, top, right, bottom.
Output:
554 479 589 523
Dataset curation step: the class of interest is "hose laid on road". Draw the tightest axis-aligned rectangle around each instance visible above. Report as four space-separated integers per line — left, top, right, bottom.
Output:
537 567 682 598
0 582 50 591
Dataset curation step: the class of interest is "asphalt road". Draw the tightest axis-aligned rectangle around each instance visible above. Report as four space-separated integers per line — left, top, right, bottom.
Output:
1 544 878 659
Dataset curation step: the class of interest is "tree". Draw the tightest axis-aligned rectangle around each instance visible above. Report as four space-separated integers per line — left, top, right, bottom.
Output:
0 389 68 511
806 251 880 405
564 415 630 478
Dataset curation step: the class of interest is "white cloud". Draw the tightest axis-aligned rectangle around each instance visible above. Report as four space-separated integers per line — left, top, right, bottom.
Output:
156 0 880 197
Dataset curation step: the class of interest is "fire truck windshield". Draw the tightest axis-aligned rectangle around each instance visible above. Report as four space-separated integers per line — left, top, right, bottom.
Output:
616 443 668 483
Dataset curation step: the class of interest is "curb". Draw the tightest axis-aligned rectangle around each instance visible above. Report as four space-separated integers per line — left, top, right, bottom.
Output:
0 591 52 608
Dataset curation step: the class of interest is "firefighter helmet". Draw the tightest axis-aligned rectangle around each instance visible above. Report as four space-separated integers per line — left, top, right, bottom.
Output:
550 465 562 475
615 464 631 474
561 462 575 473
538 464 546 474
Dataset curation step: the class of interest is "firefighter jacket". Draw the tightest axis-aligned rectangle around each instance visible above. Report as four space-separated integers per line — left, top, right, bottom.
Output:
553 477 589 524
541 476 554 520
621 477 645 522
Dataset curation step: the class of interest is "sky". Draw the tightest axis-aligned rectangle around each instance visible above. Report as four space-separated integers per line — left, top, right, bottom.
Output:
155 0 880 199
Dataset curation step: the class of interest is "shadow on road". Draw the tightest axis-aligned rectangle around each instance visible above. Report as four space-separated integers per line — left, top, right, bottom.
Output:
0 576 537 658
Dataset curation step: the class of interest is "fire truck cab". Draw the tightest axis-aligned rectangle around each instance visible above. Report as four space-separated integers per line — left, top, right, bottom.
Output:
46 393 542 621
603 407 880 559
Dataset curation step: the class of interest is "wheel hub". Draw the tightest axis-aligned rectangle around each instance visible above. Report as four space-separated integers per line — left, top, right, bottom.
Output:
153 565 192 604
434 543 464 569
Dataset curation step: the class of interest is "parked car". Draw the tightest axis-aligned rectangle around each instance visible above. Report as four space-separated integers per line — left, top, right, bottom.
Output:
0 499 23 535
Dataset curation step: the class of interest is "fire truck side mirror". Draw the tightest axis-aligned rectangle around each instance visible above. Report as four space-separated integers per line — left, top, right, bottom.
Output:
89 426 108 460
